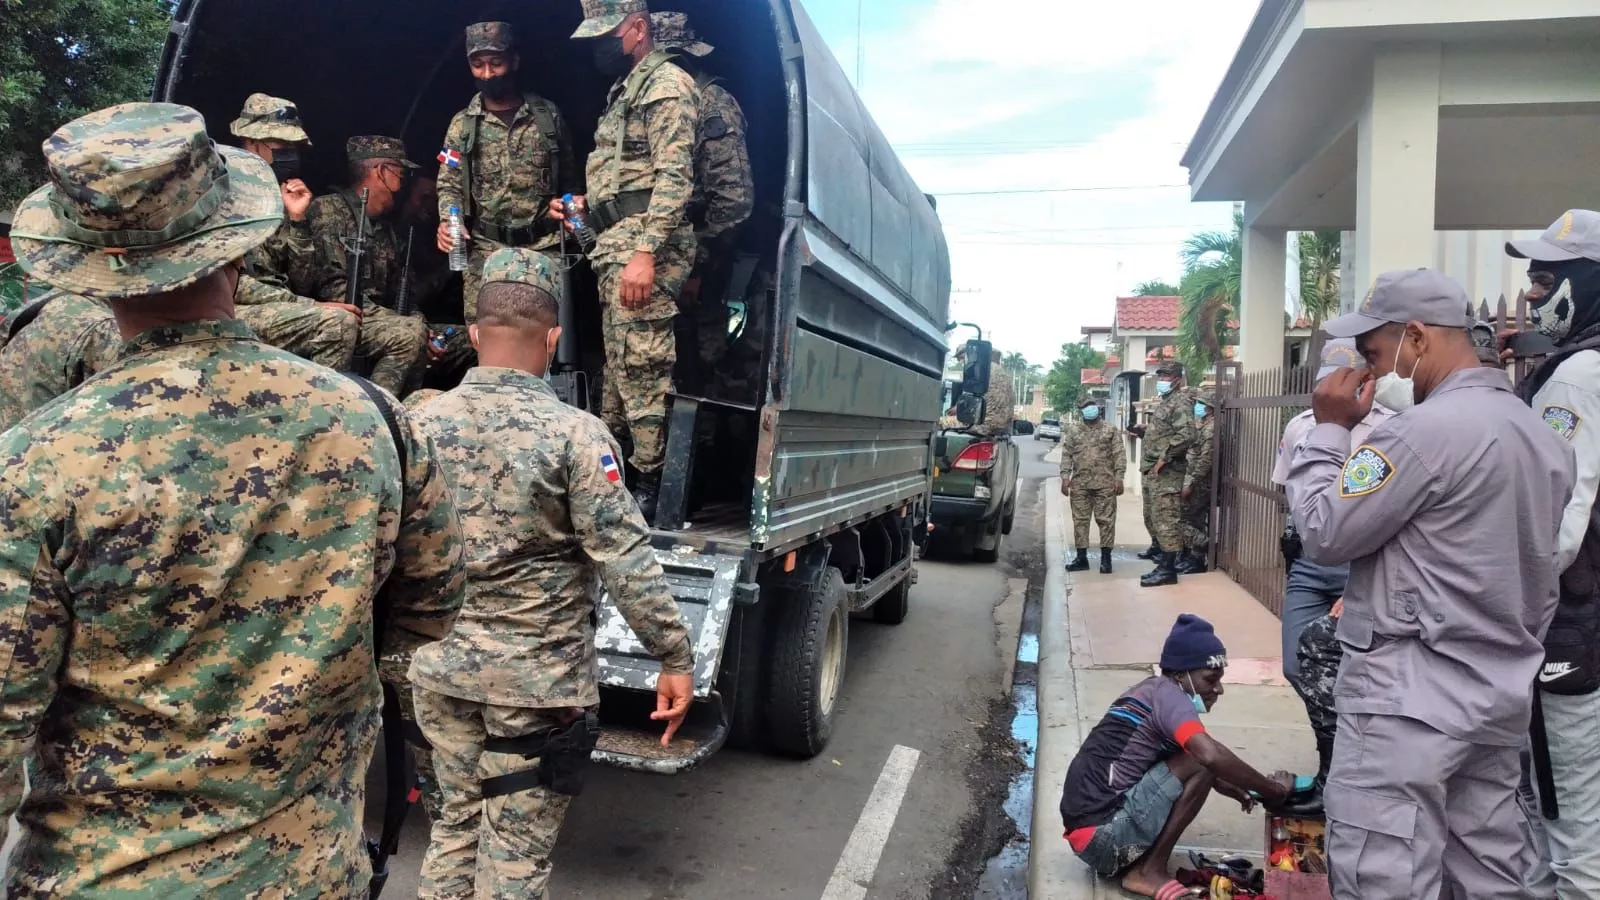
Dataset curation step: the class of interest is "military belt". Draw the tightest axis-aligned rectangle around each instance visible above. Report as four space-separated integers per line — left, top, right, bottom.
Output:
589 190 653 234
473 217 557 247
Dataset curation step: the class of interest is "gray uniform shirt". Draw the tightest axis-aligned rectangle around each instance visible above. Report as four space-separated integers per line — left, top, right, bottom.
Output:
1285 367 1576 747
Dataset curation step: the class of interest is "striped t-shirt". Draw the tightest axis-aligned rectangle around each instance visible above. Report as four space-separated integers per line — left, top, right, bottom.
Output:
1059 675 1204 832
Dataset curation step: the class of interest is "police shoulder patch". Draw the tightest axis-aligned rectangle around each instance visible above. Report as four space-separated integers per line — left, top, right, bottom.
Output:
1340 445 1394 498
1543 405 1580 441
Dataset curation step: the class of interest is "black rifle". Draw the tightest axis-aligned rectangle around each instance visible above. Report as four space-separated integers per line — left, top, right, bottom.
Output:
344 189 371 375
394 226 416 317
549 204 588 411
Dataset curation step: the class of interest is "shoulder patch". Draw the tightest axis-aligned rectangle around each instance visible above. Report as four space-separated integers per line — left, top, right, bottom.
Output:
1340 445 1394 498
1543 405 1581 441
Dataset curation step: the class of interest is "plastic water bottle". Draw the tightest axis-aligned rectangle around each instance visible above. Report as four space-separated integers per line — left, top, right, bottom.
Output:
447 206 468 272
430 326 456 353
563 193 597 252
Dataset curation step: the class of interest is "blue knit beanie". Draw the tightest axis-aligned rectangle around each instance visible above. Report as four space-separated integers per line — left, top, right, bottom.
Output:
1161 614 1228 672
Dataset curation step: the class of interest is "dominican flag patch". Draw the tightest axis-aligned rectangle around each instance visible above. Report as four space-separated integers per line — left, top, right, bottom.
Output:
601 452 622 483
437 147 462 169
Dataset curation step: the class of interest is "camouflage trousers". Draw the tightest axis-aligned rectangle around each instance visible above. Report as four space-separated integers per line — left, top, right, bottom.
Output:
1142 485 1156 544
357 304 428 397
377 651 442 822
1146 470 1187 552
1069 488 1117 549
1182 484 1212 548
414 688 575 900
1290 613 1340 752
236 301 359 371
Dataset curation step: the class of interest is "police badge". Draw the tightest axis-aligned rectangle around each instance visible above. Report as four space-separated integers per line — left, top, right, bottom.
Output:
1543 405 1580 441
1340 445 1393 498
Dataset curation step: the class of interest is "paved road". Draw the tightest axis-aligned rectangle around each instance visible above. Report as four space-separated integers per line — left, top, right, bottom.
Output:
370 439 1056 899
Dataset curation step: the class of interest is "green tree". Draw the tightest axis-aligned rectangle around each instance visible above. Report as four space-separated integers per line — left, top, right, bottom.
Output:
1043 342 1107 413
1298 230 1342 332
1131 279 1179 297
1175 208 1242 379
1 1 171 208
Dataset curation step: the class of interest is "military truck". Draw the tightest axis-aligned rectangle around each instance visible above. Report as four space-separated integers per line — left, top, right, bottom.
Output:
155 0 969 770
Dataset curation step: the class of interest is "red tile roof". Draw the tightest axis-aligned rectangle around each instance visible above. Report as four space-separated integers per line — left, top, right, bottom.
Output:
1104 355 1121 368
1115 296 1180 330
1081 369 1108 386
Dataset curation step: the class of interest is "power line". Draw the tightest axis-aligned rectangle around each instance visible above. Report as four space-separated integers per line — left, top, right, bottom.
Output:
931 183 1192 197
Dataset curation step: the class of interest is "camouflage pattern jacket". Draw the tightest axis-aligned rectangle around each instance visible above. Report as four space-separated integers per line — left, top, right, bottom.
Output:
585 52 700 305
307 189 404 310
0 291 119 432
689 77 754 270
242 217 320 299
436 92 578 232
411 368 693 707
977 361 1015 437
0 321 465 896
1060 419 1126 492
1140 387 1200 476
1184 416 1216 492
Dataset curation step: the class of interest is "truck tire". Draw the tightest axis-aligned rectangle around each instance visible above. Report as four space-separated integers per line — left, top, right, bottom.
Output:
872 575 910 625
765 567 848 757
973 517 1004 563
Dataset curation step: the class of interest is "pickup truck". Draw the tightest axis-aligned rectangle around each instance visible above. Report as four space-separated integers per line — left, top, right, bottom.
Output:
930 346 1019 562
156 0 949 770
1036 416 1062 442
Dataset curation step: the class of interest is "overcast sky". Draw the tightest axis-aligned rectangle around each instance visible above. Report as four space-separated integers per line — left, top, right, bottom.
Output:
803 0 1260 367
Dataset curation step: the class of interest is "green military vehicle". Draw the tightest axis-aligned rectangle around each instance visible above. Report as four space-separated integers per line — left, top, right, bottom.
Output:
930 344 1019 562
156 0 973 770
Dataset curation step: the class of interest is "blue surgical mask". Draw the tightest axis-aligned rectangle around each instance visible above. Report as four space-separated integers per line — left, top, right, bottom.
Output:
1185 673 1207 715
1156 380 1174 396
1194 403 1207 418
1081 407 1099 421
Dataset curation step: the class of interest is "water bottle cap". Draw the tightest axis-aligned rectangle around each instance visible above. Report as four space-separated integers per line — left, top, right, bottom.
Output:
448 206 461 215
562 193 575 204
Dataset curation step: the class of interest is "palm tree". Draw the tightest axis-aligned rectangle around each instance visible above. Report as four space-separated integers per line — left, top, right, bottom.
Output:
1298 230 1342 331
1132 279 1180 297
1175 209 1242 378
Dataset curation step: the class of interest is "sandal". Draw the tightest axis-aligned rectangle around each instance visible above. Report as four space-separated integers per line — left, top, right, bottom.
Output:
1153 880 1204 900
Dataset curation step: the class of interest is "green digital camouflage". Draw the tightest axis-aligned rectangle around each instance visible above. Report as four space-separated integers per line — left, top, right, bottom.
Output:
347 135 418 168
307 190 428 394
465 21 515 56
480 245 562 292
229 92 311 144
410 366 692 707
572 0 649 39
233 274 359 370
414 691 574 899
1140 384 1198 552
597 241 692 475
243 219 322 300
436 90 577 321
0 320 466 896
1182 412 1216 548
1061 416 1125 550
0 291 119 432
648 11 711 57
582 50 700 309
976 360 1015 437
405 387 446 410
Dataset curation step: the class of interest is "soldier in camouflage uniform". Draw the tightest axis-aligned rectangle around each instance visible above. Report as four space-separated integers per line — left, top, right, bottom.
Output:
1178 394 1216 575
561 0 701 520
977 358 1016 436
1137 362 1199 587
410 247 694 899
308 136 429 396
436 22 578 323
1060 397 1125 574
2 102 465 897
230 93 361 370
650 11 755 394
0 290 119 431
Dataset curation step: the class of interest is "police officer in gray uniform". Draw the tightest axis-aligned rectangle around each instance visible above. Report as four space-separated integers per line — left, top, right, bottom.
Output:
1285 268 1576 900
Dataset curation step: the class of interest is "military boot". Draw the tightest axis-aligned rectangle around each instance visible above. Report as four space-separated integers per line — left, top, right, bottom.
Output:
633 473 661 525
1066 549 1090 572
1139 551 1178 588
1099 548 1113 574
1176 549 1209 575
1136 542 1160 560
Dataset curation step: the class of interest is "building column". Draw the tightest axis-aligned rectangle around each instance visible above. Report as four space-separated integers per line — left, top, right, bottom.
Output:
1238 219 1287 373
1353 43 1442 293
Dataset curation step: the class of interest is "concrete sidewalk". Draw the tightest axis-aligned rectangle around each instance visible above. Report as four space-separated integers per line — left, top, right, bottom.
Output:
1029 478 1317 898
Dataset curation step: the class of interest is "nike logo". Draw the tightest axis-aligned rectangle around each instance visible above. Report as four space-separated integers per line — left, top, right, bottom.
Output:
1540 662 1578 683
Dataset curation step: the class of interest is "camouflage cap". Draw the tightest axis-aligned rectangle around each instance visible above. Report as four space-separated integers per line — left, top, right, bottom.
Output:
466 21 515 57
650 12 712 56
229 93 311 144
10 102 282 301
1156 361 1185 378
572 0 648 39
481 247 561 296
346 136 418 169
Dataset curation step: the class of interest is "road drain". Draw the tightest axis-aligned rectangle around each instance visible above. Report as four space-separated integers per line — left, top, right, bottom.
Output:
972 562 1041 898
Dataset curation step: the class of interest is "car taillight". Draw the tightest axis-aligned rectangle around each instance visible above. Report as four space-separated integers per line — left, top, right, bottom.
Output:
953 441 998 471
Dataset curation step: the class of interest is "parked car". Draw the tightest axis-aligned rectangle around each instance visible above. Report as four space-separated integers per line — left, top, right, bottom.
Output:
931 347 1020 563
1036 416 1062 442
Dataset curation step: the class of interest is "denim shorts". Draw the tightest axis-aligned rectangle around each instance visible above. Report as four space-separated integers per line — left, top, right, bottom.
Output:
1074 762 1184 877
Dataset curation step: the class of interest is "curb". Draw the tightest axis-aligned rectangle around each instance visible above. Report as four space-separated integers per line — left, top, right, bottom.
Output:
1027 479 1096 898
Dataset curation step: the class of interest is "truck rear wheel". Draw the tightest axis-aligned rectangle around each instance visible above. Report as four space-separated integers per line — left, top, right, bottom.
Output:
765 567 848 757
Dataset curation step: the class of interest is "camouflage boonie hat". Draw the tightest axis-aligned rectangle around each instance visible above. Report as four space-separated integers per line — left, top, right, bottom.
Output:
10 102 282 300
572 0 648 39
229 93 310 144
481 247 561 296
650 12 712 56
466 21 515 57
346 136 418 169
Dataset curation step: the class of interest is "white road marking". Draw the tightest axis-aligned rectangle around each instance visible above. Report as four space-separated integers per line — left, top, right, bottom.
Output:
821 744 922 900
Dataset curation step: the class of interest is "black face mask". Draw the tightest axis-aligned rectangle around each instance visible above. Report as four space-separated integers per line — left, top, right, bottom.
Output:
268 147 301 183
592 34 632 76
475 74 517 101
1533 258 1600 345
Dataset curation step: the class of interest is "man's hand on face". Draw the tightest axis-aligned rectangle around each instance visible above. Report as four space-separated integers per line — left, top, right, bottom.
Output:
1311 367 1375 431
651 672 693 747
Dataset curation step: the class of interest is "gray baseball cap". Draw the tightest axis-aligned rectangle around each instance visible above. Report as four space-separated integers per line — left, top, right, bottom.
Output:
1506 209 1600 263
1322 268 1472 339
1315 338 1364 380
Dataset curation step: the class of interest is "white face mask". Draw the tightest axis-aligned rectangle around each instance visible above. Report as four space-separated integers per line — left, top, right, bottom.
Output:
1372 336 1418 413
